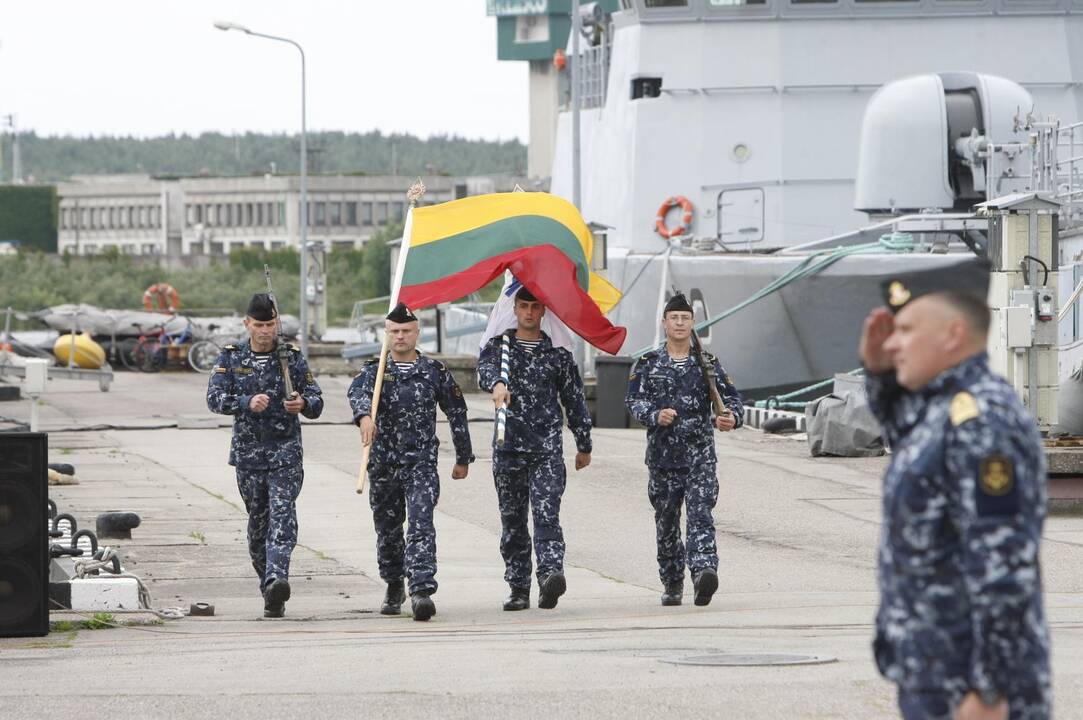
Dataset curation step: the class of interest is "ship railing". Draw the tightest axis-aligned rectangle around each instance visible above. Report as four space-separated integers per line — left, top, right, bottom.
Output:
1024 118 1083 233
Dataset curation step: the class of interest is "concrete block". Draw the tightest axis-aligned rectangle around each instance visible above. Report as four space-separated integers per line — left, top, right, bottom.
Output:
69 577 141 611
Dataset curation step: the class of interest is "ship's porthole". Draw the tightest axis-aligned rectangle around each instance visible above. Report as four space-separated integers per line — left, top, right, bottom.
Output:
731 143 751 163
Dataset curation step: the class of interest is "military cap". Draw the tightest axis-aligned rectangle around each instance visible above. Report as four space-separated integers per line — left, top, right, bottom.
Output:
880 257 991 314
663 292 694 316
514 286 538 303
386 302 418 324
246 293 277 321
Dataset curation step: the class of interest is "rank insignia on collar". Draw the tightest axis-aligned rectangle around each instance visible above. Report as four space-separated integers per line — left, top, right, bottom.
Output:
950 391 980 426
888 280 911 308
980 455 1014 496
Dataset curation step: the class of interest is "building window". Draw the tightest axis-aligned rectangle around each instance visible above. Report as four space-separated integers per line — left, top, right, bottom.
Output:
277 202 285 226
645 0 687 5
195 205 203 224
245 203 254 226
361 202 373 226
330 201 342 226
256 203 264 226
139 206 148 228
392 202 404 222
375 202 388 224
315 201 327 226
346 201 358 226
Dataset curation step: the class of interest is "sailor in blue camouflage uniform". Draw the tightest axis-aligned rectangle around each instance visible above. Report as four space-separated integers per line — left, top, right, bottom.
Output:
206 293 324 618
625 292 744 607
859 258 1050 720
348 303 473 622
477 286 593 612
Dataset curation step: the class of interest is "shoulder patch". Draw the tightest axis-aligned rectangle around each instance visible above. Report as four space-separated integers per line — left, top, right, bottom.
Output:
305 371 314 384
288 343 301 352
641 351 658 360
950 391 980 426
364 358 380 366
452 385 463 398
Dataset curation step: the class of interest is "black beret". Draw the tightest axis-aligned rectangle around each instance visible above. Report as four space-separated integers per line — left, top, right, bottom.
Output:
880 257 991 314
663 292 694 316
386 302 418 324
247 293 277 322
514 286 538 303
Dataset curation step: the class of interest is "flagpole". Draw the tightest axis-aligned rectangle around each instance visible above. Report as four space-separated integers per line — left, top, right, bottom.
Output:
356 179 426 494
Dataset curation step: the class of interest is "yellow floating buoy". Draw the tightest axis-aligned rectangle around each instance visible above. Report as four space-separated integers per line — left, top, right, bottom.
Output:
53 332 106 369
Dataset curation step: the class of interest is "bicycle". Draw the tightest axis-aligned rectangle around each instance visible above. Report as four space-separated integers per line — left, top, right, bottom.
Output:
187 324 227 373
123 321 194 373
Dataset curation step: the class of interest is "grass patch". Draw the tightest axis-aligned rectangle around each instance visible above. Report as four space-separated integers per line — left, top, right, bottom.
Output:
188 531 207 544
48 612 115 632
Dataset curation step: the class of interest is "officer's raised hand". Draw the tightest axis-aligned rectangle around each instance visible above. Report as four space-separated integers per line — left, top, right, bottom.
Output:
858 307 895 373
283 394 305 415
451 463 469 480
714 410 736 432
249 393 271 413
954 693 1007 720
492 381 511 409
359 415 376 446
575 452 591 470
657 408 678 426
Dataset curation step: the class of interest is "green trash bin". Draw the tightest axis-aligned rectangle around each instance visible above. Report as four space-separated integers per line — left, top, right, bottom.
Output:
594 355 635 428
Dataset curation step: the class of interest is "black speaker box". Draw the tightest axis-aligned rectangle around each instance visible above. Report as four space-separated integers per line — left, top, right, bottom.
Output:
0 432 49 637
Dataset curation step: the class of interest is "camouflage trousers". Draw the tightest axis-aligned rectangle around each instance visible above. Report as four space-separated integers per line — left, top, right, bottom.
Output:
647 464 719 586
368 463 440 596
897 687 1050 720
493 451 566 589
235 465 304 594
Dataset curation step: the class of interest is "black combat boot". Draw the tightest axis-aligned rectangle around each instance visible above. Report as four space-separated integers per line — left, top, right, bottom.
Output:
692 569 718 607
502 586 530 611
381 580 406 616
263 578 291 618
538 572 567 610
411 592 436 622
661 581 683 607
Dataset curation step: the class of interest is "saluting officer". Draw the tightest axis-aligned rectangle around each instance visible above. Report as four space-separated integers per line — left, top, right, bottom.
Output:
859 258 1051 720
477 286 592 612
206 293 324 618
625 292 744 607
348 303 473 621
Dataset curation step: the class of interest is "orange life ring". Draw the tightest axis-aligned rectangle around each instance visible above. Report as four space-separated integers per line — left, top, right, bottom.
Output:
143 283 180 312
655 196 694 238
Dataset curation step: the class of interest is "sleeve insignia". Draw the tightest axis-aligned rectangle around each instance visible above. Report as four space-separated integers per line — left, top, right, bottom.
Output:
725 374 734 385
979 455 1014 496
629 372 638 381
214 366 227 374
453 386 463 398
305 371 314 384
949 391 980 426
223 344 238 351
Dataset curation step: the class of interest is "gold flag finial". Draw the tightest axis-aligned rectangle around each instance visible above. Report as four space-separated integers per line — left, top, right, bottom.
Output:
406 178 426 205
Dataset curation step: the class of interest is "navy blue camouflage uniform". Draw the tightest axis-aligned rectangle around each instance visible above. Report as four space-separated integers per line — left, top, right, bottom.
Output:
347 352 473 596
206 340 324 594
625 347 744 587
867 353 1050 720
477 331 592 590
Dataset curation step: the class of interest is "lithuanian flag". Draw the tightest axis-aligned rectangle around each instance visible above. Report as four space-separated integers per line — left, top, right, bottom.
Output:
397 192 627 355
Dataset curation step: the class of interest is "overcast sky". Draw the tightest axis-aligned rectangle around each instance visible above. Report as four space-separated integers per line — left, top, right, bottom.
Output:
1 1 528 142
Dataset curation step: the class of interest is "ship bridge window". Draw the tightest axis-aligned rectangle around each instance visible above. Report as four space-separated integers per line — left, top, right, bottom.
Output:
645 0 688 6
790 0 837 4
708 0 767 4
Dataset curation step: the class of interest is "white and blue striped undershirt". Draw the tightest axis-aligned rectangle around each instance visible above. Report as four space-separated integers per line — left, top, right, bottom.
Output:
516 338 542 353
394 360 416 373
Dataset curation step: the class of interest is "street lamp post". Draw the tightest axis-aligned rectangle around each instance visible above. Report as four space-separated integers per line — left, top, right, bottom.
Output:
214 20 309 357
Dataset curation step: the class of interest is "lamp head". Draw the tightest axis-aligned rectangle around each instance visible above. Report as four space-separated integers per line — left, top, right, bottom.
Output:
213 20 251 33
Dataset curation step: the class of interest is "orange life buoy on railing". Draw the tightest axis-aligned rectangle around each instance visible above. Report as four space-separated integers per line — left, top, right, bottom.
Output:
655 195 694 238
143 283 180 313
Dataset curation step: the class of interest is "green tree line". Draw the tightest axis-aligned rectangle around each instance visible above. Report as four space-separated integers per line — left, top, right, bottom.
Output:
10 131 526 182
